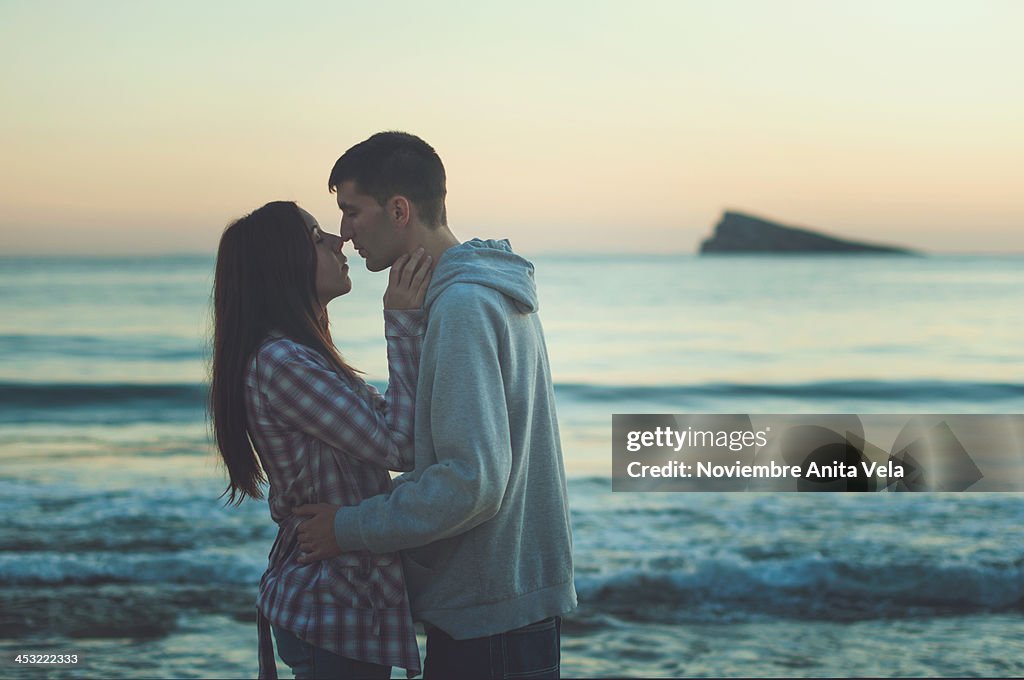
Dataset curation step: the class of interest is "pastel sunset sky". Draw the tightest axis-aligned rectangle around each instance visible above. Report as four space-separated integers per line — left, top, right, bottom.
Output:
1 0 1021 254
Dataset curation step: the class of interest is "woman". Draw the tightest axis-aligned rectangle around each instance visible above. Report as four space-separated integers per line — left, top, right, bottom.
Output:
210 201 430 679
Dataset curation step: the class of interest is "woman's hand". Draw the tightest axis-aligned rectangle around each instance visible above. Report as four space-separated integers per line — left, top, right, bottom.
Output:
383 247 433 310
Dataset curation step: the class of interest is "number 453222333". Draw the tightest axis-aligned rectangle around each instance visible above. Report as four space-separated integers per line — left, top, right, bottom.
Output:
14 654 79 664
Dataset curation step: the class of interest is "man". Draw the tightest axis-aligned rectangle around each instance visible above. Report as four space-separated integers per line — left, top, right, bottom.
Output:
293 131 576 679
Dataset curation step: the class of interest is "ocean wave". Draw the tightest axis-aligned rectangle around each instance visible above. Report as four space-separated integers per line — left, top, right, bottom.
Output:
2 378 1021 413
0 480 272 554
0 382 206 424
0 334 204 361
0 549 266 587
4 548 1020 624
0 382 207 408
555 380 1024 403
0 583 254 638
574 553 1024 624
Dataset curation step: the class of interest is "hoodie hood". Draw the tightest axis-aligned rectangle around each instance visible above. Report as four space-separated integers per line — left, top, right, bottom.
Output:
424 238 538 315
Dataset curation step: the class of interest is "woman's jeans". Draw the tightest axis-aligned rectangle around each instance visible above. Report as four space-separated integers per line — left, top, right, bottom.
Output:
271 625 390 680
423 617 561 680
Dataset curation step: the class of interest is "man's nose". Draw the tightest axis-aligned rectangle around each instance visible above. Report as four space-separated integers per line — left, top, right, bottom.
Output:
339 220 353 241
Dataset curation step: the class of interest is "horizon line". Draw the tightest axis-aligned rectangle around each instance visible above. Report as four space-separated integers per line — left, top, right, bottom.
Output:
3 250 1024 259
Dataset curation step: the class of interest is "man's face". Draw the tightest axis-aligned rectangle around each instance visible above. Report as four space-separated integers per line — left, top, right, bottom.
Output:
335 180 404 272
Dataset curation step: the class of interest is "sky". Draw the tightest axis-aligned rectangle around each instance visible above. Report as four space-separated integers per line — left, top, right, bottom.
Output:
1 0 1021 255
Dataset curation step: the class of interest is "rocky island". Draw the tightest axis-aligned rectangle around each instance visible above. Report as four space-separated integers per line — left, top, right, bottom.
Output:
699 211 917 254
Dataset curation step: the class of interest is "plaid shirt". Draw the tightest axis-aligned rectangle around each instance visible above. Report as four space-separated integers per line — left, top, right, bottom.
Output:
245 310 424 678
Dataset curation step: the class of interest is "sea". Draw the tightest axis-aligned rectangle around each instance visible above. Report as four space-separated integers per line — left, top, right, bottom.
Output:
1 253 1022 678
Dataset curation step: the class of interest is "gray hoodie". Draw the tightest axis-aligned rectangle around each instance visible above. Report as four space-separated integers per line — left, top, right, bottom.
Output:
333 238 577 638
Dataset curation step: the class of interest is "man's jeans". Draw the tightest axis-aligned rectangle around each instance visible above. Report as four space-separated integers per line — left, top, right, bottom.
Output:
271 625 390 680
423 617 561 680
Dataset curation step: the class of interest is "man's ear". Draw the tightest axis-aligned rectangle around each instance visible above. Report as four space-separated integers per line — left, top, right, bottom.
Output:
389 196 412 228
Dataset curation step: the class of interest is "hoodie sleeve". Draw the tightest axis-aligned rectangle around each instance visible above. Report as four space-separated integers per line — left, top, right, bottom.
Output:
333 284 513 553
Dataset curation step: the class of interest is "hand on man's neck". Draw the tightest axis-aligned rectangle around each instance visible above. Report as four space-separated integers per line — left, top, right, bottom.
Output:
407 223 460 265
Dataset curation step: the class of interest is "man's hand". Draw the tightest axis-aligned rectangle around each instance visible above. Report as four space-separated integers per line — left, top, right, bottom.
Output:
292 503 342 564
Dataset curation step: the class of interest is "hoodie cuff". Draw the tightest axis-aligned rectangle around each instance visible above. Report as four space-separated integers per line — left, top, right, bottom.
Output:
384 309 425 337
334 505 369 552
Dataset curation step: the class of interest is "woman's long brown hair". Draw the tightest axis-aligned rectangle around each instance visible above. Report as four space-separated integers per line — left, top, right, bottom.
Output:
210 201 358 505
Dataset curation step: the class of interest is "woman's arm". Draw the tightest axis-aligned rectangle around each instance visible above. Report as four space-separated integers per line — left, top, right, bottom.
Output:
258 250 431 472
259 326 421 471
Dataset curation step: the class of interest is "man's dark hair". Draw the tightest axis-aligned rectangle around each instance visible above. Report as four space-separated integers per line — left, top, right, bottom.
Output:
328 131 447 227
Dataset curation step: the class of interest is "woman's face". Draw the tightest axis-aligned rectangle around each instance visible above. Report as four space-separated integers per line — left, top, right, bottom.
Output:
299 207 351 305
